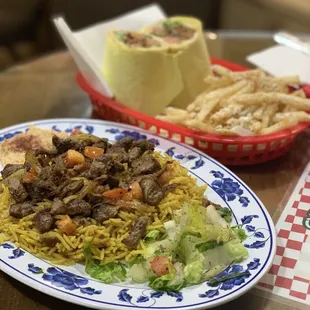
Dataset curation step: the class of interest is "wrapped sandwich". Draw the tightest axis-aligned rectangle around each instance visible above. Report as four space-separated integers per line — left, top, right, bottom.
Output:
143 16 211 109
102 31 183 116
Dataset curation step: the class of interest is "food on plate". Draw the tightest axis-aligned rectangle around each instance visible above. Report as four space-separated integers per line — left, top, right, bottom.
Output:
143 17 211 109
102 30 183 116
0 126 67 166
157 65 310 136
0 130 248 291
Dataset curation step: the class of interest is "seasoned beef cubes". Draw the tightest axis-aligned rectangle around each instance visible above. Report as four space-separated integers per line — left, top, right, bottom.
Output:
52 135 78 153
115 137 133 151
33 209 54 233
9 202 34 218
106 146 128 163
128 147 143 163
139 177 165 206
92 203 119 223
25 178 55 200
1 164 23 179
139 176 178 206
53 155 67 176
50 199 67 215
7 178 28 202
132 140 155 152
66 199 92 216
131 154 161 176
57 179 84 199
123 216 149 248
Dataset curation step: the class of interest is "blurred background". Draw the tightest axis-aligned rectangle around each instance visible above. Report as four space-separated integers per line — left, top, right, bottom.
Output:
0 0 309 71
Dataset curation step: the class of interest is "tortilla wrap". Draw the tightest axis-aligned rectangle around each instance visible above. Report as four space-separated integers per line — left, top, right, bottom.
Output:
102 31 183 116
143 17 211 109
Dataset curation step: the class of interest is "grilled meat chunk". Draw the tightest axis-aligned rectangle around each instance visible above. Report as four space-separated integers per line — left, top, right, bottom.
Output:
131 154 161 176
1 164 24 179
9 201 34 218
7 178 28 202
123 216 149 248
33 209 54 233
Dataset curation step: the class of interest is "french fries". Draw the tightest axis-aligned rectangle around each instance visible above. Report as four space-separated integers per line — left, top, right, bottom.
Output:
156 65 310 136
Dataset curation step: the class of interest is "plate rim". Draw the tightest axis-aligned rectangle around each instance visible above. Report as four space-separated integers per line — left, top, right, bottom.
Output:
0 118 276 310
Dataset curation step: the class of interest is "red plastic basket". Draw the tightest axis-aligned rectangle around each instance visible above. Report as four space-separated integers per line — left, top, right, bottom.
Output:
77 58 310 166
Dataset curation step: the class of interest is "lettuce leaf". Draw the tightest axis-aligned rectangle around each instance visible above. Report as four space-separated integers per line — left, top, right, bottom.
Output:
232 227 247 242
149 265 184 291
223 239 248 262
144 230 165 243
177 234 205 283
184 259 204 283
128 254 146 267
202 239 248 270
128 263 151 283
196 240 223 252
216 207 232 223
84 243 126 283
179 204 232 243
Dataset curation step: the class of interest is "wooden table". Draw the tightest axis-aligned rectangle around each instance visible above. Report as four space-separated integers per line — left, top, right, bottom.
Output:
0 36 308 309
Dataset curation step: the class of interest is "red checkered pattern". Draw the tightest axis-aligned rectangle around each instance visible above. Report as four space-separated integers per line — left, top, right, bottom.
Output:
258 170 310 304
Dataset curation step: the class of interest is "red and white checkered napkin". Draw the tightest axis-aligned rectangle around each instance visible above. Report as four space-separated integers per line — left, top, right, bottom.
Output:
258 162 310 305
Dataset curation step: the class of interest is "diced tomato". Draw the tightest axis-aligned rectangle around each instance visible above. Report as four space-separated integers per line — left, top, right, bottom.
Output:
56 215 77 235
151 256 175 276
70 129 82 135
122 182 143 201
23 167 38 183
84 146 105 159
102 188 129 199
66 150 85 168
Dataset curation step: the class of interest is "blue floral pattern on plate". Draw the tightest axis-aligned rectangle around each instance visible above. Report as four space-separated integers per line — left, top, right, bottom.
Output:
210 171 250 207
165 147 204 169
0 131 23 142
0 119 275 310
106 128 160 145
0 243 25 258
117 289 183 307
199 259 261 298
28 264 102 295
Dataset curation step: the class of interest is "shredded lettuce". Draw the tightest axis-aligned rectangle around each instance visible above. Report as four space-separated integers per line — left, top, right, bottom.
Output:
184 259 204 283
232 227 247 242
196 241 223 253
144 230 165 243
128 263 151 283
84 243 126 283
178 204 232 243
177 234 205 283
217 207 232 223
203 239 248 270
149 265 183 292
128 254 146 267
223 239 248 262
144 238 177 258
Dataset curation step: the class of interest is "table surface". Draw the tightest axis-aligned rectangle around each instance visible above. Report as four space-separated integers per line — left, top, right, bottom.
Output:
0 31 308 310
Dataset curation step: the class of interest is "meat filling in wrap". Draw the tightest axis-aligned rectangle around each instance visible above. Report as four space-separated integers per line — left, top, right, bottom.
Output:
116 31 161 48
151 21 196 44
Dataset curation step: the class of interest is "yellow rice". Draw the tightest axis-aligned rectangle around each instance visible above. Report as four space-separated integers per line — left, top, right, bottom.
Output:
0 153 206 265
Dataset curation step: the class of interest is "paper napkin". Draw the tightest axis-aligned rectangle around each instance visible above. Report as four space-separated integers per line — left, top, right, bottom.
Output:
247 45 310 84
53 4 166 96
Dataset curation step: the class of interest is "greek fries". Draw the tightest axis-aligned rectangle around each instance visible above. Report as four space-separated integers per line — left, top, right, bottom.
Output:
156 65 310 136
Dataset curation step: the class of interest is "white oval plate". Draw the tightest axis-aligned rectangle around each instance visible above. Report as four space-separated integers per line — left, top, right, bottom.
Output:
0 119 276 310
